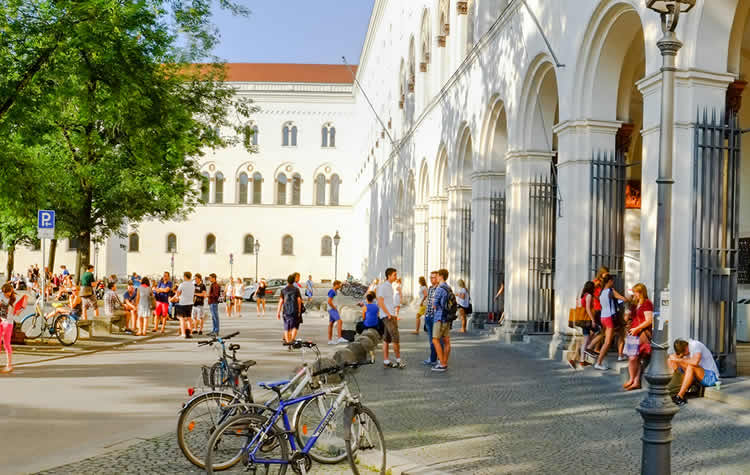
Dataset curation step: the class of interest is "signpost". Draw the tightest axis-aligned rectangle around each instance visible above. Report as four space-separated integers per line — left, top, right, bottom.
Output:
229 253 234 278
37 210 55 312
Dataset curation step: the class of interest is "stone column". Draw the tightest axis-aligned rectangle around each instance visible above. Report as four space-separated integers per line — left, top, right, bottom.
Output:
428 196 447 272
414 205 428 291
504 151 554 339
447 185 472 287
470 171 505 319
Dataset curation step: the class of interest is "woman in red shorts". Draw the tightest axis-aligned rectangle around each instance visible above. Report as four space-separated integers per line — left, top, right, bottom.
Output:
623 283 653 390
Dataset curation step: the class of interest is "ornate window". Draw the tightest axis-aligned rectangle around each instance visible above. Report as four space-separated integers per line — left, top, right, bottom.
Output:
128 233 139 252
322 123 336 148
238 172 249 204
69 237 80 250
166 233 177 253
282 122 298 147
243 234 255 254
292 173 302 205
252 172 262 204
329 174 341 206
205 234 217 254
214 172 224 204
321 235 333 256
315 174 326 206
200 172 210 203
250 123 259 146
281 234 294 256
277 174 287 205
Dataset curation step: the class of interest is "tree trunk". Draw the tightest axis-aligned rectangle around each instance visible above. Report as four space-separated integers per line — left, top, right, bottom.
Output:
75 232 91 284
47 238 57 271
6 244 15 281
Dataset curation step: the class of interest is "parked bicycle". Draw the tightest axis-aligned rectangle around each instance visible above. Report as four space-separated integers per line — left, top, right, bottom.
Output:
204 359 386 475
20 293 79 346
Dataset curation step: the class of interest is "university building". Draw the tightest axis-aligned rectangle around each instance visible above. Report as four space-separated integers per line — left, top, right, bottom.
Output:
5 0 750 375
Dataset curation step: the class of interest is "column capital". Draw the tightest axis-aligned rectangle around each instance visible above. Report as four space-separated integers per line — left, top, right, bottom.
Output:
636 68 735 95
506 150 556 163
553 119 622 137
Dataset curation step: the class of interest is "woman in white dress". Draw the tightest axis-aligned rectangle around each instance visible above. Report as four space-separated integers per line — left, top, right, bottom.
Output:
224 279 235 318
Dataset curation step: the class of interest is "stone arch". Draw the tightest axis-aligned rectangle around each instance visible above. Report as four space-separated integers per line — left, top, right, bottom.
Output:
434 145 449 197
419 8 433 107
479 95 508 173
453 125 474 187
729 0 750 75
418 158 430 205
517 54 559 151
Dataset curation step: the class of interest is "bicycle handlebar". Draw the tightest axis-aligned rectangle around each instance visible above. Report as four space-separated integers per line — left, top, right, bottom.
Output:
283 340 317 350
197 331 240 346
312 360 373 377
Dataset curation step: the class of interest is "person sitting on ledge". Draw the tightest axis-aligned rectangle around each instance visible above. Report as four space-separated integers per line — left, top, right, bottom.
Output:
668 337 720 407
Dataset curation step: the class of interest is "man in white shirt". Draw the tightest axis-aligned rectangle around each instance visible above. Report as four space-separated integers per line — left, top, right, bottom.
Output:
170 271 195 339
668 338 720 407
377 268 404 369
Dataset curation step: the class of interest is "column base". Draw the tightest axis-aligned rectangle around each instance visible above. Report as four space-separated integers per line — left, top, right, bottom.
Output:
497 320 531 343
468 313 488 331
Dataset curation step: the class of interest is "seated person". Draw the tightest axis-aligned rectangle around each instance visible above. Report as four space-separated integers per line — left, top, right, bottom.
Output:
668 338 720 407
122 282 138 333
357 292 383 335
46 287 83 321
103 282 129 331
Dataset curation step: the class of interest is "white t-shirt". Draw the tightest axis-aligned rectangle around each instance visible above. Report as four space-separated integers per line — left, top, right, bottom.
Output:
599 288 615 318
177 281 195 306
376 281 395 318
688 339 720 375
456 288 470 308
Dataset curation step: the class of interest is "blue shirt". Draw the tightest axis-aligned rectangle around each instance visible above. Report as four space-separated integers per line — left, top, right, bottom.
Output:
122 289 137 303
155 280 172 303
327 288 337 310
433 283 451 322
62 269 70 276
364 303 380 328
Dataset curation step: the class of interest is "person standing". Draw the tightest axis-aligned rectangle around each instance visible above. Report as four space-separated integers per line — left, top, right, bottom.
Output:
594 274 627 370
413 276 428 335
0 283 20 373
431 269 453 372
80 264 99 320
393 278 402 319
135 277 152 336
327 280 347 345
456 280 470 333
171 271 195 339
207 273 220 336
377 268 405 369
278 274 302 344
624 283 653 390
255 278 267 317
153 272 172 332
305 275 314 304
422 272 439 365
192 274 207 335
233 277 244 317
224 278 235 318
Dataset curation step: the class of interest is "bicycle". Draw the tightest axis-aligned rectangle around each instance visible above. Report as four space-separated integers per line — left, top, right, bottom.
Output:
204 359 386 475
20 293 79 346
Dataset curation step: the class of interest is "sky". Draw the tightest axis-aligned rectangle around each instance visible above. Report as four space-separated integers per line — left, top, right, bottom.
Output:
209 1 375 65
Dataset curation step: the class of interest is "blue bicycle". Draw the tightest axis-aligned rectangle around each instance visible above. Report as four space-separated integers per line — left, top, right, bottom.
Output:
204 360 386 474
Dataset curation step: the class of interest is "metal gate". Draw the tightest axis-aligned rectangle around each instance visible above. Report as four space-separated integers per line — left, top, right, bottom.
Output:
457 205 472 287
692 109 740 377
488 192 506 322
528 172 556 333
589 150 626 289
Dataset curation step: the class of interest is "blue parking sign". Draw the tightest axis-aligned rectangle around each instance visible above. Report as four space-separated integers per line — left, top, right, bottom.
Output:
38 210 55 229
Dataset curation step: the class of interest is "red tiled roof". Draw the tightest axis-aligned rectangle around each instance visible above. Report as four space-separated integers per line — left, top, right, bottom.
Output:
221 63 357 84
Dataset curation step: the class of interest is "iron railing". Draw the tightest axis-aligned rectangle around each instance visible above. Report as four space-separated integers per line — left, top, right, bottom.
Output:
528 171 557 334
488 192 506 322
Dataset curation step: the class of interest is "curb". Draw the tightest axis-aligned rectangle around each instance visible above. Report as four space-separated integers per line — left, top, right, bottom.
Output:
704 386 750 410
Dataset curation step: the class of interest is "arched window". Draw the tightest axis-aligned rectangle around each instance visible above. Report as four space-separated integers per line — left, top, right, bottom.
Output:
250 123 259 146
292 173 301 205
329 127 335 147
329 174 341 206
281 235 294 256
282 122 298 147
238 172 249 204
315 174 326 206
128 233 139 252
277 174 287 205
321 123 336 148
200 172 210 203
166 233 177 253
214 172 224 204
205 234 216 254
243 234 255 254
252 172 262 204
321 236 332 256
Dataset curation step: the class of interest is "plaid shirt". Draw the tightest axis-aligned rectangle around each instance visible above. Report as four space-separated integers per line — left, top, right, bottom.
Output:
425 285 437 318
103 289 123 316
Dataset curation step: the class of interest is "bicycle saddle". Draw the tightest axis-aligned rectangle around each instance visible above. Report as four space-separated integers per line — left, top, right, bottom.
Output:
228 343 241 351
230 359 256 372
258 379 290 390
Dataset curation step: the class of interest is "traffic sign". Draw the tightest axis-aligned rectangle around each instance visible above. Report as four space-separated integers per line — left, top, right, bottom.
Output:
37 210 55 239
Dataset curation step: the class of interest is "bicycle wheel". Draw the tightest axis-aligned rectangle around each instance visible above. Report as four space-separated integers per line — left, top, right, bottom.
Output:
206 412 287 474
20 314 43 339
54 315 79 346
177 391 237 469
346 405 386 475
293 393 349 464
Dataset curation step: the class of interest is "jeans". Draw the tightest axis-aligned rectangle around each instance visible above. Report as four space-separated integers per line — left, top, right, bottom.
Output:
424 315 437 363
209 303 219 333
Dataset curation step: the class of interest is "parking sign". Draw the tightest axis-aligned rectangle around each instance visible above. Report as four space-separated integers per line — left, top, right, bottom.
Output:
37 210 55 239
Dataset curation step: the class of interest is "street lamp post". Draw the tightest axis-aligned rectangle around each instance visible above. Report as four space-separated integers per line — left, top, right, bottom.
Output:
254 241 260 283
333 231 341 281
639 2 694 474
170 251 175 280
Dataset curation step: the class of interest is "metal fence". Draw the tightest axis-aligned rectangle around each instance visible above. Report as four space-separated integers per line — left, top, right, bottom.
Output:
488 192 506 322
692 109 740 377
528 172 557 334
457 205 472 288
589 150 626 290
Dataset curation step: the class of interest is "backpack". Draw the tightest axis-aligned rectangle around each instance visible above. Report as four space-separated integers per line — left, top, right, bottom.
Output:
282 286 299 316
441 285 459 323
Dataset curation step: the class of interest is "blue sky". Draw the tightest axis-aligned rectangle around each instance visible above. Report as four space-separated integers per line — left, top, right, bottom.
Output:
210 1 375 65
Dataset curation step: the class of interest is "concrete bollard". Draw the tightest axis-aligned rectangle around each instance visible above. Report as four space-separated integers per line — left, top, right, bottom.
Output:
356 334 376 352
333 347 357 366
362 328 382 344
347 341 368 362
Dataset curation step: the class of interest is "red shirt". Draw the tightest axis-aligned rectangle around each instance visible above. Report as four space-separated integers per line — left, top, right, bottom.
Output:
593 282 603 311
633 299 653 329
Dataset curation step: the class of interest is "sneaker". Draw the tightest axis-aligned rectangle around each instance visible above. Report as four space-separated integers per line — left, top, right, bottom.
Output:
393 361 406 369
672 395 687 407
566 359 578 370
431 365 447 372
185 329 191 338
618 355 628 362
336 337 348 344
422 359 437 366
383 361 393 369
198 331 203 335
593 363 609 371
328 340 336 345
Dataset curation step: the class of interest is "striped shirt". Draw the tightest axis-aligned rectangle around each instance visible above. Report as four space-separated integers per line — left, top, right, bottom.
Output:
425 285 437 317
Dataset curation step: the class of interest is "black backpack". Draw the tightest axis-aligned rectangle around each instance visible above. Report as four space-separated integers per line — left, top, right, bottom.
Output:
441 285 459 323
282 286 299 316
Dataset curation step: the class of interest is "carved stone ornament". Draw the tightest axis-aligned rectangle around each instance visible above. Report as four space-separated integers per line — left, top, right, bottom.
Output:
376 140 379 148
399 98 404 109
381 131 385 138
247 164 254 172
325 166 331 173
285 165 292 172
437 35 446 47
209 164 216 172
420 62 428 73
726 79 747 117
407 81 415 93
457 1 468 14
616 123 635 155
444 23 450 36
388 118 392 129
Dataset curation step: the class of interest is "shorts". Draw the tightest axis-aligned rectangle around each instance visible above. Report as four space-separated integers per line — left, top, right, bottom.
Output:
383 317 400 344
283 316 300 332
417 305 426 317
600 316 614 329
328 309 340 323
432 321 451 339
154 301 169 317
191 306 205 319
234 296 242 301
305 289 313 297
700 369 718 387
175 304 193 318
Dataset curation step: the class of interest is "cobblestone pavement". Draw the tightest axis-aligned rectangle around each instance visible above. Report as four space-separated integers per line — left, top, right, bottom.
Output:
23 310 750 474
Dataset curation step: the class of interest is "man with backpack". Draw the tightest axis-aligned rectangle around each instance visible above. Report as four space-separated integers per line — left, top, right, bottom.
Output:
432 268 456 372
377 267 405 369
278 274 303 344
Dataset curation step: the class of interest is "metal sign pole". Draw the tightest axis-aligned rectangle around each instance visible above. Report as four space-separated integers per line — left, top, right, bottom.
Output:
41 238 45 311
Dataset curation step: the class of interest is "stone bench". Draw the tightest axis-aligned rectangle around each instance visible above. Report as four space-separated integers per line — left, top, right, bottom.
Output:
76 314 127 339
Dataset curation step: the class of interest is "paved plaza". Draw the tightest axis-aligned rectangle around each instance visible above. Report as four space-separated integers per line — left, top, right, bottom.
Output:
3 306 750 474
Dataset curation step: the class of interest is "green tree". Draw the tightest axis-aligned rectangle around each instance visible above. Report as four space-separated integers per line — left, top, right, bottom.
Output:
0 0 257 281
0 211 36 280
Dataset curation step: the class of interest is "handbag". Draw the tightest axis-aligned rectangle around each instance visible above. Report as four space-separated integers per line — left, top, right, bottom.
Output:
568 306 589 328
466 303 473 315
623 335 640 357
